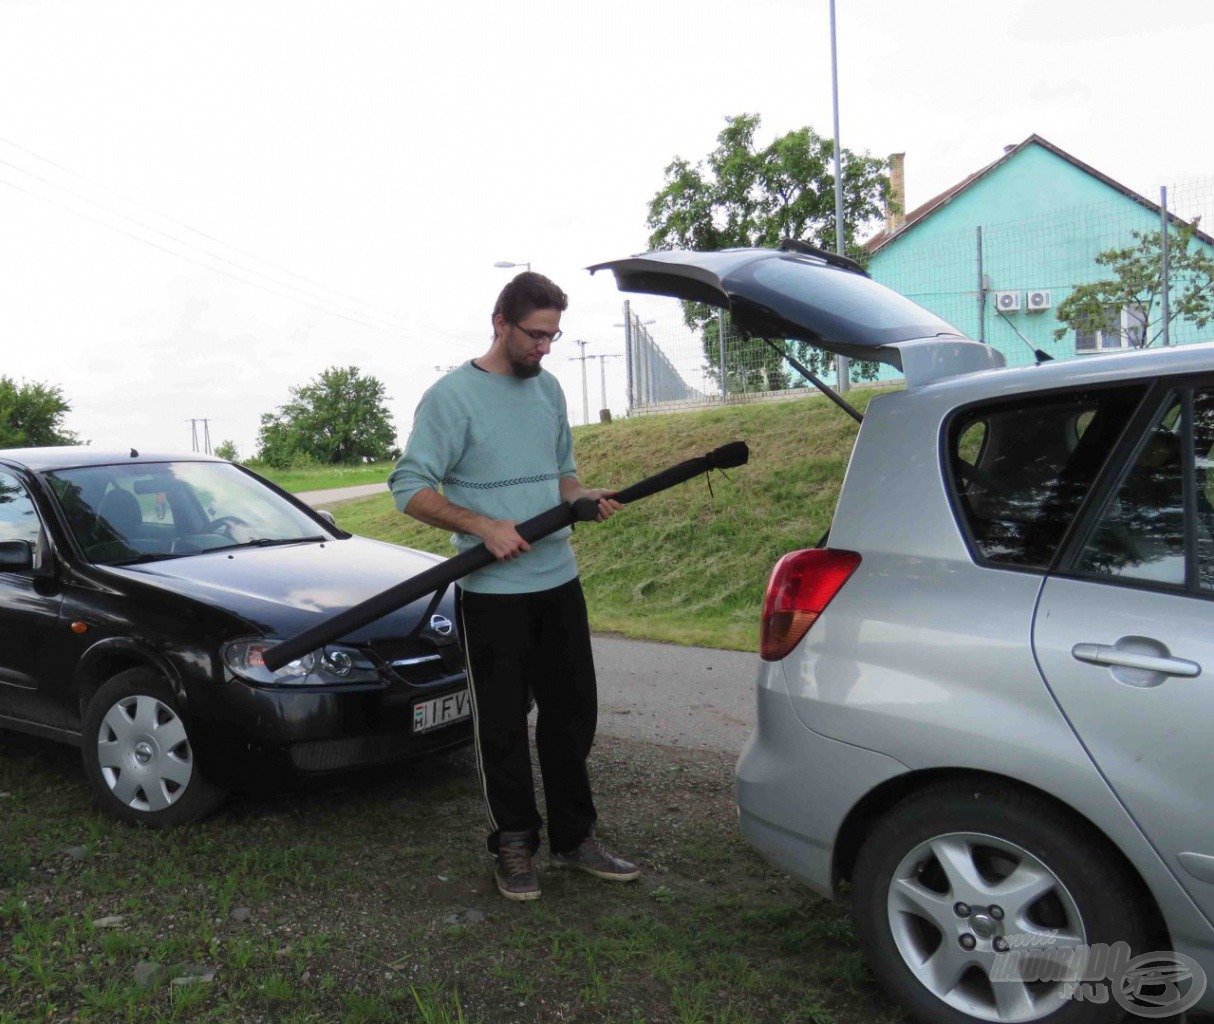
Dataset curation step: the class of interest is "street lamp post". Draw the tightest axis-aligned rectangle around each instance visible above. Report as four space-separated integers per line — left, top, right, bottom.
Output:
829 0 850 393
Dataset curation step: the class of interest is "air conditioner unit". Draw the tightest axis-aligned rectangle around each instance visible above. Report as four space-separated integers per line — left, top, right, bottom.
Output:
993 290 1021 313
1026 289 1052 312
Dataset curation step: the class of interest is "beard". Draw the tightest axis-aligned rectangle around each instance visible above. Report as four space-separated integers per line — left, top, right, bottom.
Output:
510 357 542 379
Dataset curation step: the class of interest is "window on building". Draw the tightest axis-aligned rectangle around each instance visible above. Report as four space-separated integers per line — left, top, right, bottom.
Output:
1075 305 1146 353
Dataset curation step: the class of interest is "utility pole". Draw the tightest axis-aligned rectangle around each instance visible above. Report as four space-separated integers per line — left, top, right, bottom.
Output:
187 418 213 454
587 353 622 422
568 340 591 425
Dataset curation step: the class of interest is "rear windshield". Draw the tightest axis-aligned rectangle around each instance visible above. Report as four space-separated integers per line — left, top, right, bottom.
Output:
948 385 1147 567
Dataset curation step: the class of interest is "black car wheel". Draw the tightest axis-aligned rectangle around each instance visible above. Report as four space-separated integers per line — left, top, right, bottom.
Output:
82 668 226 827
852 782 1152 1024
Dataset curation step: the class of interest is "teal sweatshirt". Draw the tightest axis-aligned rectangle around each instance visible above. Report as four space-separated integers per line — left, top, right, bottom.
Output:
388 361 578 594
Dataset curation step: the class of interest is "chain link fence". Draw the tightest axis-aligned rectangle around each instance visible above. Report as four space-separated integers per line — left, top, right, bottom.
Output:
621 177 1214 415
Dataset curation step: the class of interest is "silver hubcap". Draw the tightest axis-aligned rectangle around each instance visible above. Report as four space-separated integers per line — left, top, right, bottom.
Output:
886 831 1087 1022
96 694 193 813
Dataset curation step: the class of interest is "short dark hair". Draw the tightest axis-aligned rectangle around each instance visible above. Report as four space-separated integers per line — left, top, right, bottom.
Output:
492 271 568 325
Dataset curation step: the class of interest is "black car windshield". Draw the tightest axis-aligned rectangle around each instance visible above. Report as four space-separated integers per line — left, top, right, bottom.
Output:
45 462 331 566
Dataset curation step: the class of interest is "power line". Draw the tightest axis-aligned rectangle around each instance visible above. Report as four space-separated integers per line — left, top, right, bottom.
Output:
0 142 470 346
0 154 434 339
0 135 421 327
0 171 432 340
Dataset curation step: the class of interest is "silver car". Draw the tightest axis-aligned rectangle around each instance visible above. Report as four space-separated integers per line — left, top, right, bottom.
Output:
592 247 1214 1022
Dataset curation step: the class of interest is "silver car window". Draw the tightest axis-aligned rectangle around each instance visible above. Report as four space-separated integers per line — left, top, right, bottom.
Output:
949 385 1147 568
1075 396 1186 586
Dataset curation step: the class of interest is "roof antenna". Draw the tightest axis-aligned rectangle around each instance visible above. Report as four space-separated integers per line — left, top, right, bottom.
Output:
995 311 1053 364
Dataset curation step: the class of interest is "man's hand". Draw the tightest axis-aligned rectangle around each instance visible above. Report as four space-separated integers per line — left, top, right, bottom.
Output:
480 519 531 561
568 486 623 523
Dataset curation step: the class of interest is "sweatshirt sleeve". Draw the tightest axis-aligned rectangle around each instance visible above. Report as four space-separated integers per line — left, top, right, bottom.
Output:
388 386 467 513
554 383 577 478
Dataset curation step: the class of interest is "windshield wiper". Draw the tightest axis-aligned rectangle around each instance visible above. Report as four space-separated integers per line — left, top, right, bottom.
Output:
109 553 183 566
221 535 328 551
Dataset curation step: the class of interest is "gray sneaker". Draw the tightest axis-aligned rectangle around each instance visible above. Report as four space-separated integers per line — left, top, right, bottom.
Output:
495 836 541 901
550 836 640 881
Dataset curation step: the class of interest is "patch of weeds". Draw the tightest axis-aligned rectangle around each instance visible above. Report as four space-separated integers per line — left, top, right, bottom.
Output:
78 977 143 1016
256 972 298 1005
410 984 468 1024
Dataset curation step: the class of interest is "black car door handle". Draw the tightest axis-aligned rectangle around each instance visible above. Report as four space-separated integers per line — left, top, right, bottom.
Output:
1071 643 1201 678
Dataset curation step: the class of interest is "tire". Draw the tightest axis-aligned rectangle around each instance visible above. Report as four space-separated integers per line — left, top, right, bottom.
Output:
852 781 1153 1024
82 668 226 827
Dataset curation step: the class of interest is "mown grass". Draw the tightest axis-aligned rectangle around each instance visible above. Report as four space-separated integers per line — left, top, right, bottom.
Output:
247 462 397 494
334 391 891 651
0 730 900 1024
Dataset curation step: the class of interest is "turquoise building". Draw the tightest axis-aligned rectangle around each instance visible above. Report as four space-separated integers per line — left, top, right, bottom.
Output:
865 135 1214 370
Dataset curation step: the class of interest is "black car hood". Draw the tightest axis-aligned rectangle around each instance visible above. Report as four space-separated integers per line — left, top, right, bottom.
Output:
588 247 969 370
99 537 453 643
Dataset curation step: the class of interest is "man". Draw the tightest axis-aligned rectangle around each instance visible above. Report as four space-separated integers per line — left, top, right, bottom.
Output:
389 272 639 901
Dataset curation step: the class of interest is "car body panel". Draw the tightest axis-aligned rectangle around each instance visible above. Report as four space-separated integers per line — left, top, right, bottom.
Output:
588 248 971 369
1034 575 1214 921
96 537 449 643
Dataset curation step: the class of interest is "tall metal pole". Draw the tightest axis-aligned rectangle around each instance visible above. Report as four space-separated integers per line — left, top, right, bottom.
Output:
976 226 986 343
718 308 727 402
622 301 634 412
1160 186 1171 347
570 340 591 425
830 0 850 392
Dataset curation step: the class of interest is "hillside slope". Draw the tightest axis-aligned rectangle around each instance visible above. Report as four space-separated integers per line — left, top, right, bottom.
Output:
333 389 890 651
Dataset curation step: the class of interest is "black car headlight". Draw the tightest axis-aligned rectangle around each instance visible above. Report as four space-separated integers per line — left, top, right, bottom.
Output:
222 639 380 686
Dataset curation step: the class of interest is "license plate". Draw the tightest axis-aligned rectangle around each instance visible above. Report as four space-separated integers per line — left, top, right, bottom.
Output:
413 690 471 733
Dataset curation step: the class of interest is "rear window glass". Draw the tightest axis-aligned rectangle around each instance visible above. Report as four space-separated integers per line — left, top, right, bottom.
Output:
948 385 1146 567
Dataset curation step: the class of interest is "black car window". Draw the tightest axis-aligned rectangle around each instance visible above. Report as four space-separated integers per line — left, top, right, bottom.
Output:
0 470 42 549
948 385 1146 568
1075 395 1186 586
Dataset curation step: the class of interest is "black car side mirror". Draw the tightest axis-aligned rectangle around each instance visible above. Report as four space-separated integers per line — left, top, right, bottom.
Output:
0 540 35 572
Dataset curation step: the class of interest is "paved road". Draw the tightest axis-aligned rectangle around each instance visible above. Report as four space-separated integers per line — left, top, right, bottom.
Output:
296 485 757 755
591 637 755 755
295 482 388 506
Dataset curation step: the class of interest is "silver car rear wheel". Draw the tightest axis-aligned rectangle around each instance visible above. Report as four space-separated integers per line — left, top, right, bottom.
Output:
886 831 1086 1022
853 782 1152 1024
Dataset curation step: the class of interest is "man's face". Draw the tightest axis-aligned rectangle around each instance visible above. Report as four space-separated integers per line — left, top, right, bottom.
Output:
497 308 562 379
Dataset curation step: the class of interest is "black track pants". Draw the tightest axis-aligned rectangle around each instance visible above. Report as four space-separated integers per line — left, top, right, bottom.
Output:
456 577 598 856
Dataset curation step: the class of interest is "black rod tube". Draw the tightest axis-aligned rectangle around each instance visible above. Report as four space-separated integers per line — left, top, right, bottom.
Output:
262 441 749 670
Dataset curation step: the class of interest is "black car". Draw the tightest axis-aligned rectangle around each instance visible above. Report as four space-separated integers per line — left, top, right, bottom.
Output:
0 447 471 827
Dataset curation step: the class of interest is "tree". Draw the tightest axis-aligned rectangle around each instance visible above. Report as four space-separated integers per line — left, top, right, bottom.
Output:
256 366 398 468
0 377 79 447
646 113 892 385
213 439 240 462
1054 222 1214 349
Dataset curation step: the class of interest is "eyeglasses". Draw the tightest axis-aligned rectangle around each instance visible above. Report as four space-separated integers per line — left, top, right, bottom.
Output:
513 323 562 345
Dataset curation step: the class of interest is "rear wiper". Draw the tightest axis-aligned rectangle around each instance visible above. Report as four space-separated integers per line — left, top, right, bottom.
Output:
221 535 328 551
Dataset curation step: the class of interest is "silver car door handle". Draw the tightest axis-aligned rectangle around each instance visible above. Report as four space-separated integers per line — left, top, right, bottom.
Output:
1071 643 1201 678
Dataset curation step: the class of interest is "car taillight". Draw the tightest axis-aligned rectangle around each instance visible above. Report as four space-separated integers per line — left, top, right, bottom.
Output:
760 549 861 661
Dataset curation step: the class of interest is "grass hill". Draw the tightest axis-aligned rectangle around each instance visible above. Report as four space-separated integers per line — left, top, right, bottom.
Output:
329 388 890 651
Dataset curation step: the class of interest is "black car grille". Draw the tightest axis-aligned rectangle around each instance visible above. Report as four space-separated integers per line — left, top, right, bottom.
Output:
370 638 465 687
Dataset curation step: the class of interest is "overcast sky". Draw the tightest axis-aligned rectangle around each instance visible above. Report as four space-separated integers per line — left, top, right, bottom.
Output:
2 0 1212 458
